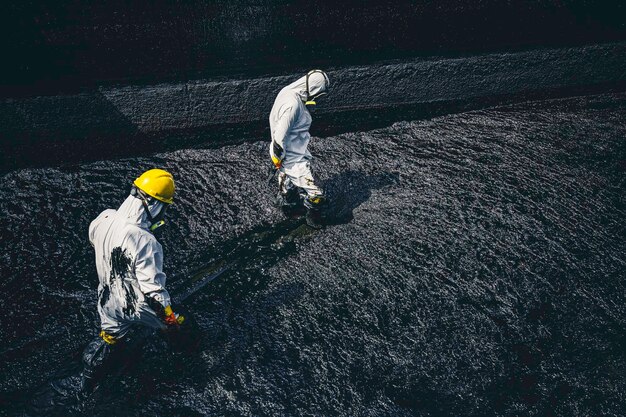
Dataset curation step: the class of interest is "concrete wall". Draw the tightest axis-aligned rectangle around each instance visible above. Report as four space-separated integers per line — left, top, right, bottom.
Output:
99 43 626 131
2 42 626 172
3 1 626 171
4 1 625 94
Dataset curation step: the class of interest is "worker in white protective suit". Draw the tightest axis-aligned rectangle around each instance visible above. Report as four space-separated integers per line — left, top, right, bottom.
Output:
269 69 330 228
80 169 185 394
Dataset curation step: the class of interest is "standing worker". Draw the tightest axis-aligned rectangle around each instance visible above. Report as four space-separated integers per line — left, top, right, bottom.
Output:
269 69 330 228
81 168 185 394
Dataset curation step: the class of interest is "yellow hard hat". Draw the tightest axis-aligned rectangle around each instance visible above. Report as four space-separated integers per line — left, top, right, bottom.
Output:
133 169 175 204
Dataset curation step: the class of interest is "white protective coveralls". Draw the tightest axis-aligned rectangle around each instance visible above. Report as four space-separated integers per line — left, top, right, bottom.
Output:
89 194 171 338
269 72 329 203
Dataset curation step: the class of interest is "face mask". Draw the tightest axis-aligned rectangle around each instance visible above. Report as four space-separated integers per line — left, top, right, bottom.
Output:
131 186 168 232
305 100 317 113
305 70 329 111
149 207 167 232
305 91 326 114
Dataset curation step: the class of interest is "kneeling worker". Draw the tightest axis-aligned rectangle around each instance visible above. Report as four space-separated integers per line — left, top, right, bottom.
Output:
269 69 330 228
81 168 184 393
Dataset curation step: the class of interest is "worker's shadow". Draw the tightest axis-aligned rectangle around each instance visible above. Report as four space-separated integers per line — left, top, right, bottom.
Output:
123 170 399 403
322 170 399 226
127 282 305 409
126 230 311 401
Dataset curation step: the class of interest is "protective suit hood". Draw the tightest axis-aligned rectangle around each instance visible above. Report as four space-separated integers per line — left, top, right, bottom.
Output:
116 194 165 231
282 70 330 102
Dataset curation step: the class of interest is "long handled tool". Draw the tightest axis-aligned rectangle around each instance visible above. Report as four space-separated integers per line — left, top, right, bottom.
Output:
173 262 232 305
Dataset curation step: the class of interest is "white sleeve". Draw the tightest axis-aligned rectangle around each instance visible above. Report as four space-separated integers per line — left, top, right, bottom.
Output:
134 236 171 308
89 209 115 247
88 220 97 247
272 103 297 148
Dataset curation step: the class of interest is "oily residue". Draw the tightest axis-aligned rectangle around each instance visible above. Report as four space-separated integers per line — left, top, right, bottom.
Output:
0 92 625 416
121 283 138 317
109 246 137 316
110 247 132 283
99 285 110 309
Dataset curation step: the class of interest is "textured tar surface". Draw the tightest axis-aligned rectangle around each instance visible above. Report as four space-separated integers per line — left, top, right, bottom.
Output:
0 92 625 416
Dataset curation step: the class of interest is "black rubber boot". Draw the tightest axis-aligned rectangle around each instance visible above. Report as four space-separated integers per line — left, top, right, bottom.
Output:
80 336 116 395
277 188 306 218
306 208 324 229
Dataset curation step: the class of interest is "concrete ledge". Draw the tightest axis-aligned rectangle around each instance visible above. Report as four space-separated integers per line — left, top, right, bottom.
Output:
2 42 626 171
99 42 626 130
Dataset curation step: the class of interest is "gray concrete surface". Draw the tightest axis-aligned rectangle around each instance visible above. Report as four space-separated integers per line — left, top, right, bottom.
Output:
3 42 626 172
4 42 626 137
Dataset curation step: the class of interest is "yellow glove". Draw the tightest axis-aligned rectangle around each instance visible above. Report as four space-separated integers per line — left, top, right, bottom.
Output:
271 141 284 168
164 305 185 325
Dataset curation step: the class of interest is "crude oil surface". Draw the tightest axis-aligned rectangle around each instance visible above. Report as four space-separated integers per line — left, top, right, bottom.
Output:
1 93 625 416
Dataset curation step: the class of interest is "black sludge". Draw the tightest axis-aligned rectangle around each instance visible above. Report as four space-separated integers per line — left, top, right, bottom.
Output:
109 246 138 317
0 93 625 416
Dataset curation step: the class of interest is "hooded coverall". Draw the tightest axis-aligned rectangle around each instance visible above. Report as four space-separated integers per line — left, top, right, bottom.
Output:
269 73 329 210
81 194 171 392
